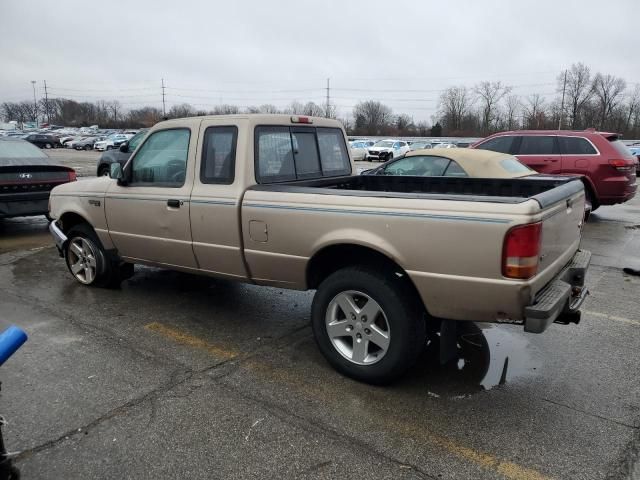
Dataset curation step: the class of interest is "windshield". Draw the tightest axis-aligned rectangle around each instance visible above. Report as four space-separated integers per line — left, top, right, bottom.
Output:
0 140 48 159
374 141 394 148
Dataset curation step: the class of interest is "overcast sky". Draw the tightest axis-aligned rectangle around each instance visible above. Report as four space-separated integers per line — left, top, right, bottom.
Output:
1 0 638 122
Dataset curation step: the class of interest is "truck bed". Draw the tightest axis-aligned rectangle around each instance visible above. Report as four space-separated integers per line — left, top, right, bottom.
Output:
250 175 584 208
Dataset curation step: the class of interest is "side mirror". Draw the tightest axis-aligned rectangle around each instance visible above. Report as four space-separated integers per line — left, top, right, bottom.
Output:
119 141 129 153
110 163 123 180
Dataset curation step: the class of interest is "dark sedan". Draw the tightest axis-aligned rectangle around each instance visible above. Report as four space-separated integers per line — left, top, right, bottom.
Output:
24 133 61 149
0 138 77 219
96 129 147 176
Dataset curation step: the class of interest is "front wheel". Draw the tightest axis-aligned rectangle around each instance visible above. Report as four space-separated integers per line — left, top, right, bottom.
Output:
44 143 52 149
64 224 119 287
84 145 92 151
311 266 426 384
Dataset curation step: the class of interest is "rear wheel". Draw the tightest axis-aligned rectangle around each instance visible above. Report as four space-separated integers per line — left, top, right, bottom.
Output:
44 143 52 149
84 144 92 151
64 224 120 287
98 165 110 177
311 266 426 384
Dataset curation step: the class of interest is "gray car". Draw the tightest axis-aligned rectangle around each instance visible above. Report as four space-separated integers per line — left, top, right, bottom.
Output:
96 129 147 176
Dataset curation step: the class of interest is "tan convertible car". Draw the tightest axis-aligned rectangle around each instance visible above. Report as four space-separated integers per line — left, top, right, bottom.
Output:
361 148 537 178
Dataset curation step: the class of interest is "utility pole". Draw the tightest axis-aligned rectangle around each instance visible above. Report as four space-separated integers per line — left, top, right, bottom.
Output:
325 78 331 118
43 80 50 124
161 78 166 117
558 69 567 130
30 81 37 127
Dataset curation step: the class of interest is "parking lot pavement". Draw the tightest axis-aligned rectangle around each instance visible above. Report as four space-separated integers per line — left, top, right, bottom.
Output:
45 148 101 177
0 198 638 479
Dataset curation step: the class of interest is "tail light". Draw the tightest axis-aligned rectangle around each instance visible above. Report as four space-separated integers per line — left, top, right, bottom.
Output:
291 116 312 124
608 159 634 172
68 170 77 182
502 222 542 279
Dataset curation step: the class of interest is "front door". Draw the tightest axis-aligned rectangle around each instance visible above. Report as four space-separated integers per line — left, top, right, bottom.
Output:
105 127 198 268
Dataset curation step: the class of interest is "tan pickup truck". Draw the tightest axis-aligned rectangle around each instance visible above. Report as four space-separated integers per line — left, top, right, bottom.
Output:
48 114 591 384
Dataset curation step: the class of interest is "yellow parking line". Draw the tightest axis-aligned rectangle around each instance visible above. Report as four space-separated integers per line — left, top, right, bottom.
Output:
583 310 640 326
145 321 552 480
144 322 238 359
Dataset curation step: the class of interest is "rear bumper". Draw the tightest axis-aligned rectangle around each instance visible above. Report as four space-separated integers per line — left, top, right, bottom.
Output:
524 250 591 333
0 192 50 218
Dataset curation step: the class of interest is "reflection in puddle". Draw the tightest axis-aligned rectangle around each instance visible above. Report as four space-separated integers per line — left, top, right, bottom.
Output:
405 322 541 397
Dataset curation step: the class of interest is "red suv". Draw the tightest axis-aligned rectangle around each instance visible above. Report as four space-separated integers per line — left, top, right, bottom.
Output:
471 129 637 210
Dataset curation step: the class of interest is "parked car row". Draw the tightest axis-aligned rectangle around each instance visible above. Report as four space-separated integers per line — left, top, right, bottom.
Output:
349 138 459 162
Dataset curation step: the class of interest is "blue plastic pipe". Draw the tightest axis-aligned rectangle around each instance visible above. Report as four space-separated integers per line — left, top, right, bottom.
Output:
0 326 27 366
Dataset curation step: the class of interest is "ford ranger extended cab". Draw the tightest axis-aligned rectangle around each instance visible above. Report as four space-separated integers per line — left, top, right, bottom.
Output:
48 115 591 384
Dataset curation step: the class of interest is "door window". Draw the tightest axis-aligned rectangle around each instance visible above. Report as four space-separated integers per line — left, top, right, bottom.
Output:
130 128 190 187
517 136 558 155
201 126 238 184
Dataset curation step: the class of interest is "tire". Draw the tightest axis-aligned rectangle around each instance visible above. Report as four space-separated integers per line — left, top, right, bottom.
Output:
106 146 112 151
64 223 120 287
84 145 92 151
98 165 110 177
311 266 426 384
44 143 52 149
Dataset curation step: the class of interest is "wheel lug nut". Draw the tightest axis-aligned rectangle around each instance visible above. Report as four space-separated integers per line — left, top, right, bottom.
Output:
346 325 353 332
356 333 362 340
361 315 367 322
350 313 356 320
364 328 371 335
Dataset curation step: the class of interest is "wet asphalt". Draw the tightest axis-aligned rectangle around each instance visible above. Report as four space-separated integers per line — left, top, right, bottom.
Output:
0 153 638 479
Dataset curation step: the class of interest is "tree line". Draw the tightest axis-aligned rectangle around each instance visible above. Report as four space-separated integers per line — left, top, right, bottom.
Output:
2 63 639 138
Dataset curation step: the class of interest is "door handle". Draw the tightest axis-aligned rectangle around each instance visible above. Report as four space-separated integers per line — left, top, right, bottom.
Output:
167 199 181 208
543 158 558 162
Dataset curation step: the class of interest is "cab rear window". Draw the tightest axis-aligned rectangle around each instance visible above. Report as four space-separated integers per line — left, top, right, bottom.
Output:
255 126 351 183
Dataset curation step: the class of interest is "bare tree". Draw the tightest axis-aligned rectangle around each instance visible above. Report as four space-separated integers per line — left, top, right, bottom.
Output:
625 85 640 135
168 103 195 118
438 86 473 132
504 95 521 130
395 113 415 135
211 104 240 115
591 73 626 129
353 100 393 135
559 63 594 128
258 104 279 114
473 81 512 133
522 94 546 129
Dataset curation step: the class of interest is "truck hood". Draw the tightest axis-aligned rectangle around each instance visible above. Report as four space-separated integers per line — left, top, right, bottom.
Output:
51 176 111 196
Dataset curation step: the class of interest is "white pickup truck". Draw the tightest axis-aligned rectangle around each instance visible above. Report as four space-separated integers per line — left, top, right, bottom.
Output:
48 114 590 384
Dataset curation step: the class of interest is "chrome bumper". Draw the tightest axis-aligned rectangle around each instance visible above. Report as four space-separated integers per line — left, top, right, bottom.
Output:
49 221 68 253
524 250 591 333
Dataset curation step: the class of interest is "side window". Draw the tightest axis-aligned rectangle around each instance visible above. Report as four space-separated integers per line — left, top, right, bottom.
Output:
384 156 450 176
201 126 238 184
558 136 597 155
518 136 557 155
316 128 351 176
443 160 468 177
476 136 515 154
256 127 296 182
130 128 190 187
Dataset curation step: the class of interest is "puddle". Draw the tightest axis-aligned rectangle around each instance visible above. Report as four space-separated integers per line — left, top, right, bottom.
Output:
403 322 541 397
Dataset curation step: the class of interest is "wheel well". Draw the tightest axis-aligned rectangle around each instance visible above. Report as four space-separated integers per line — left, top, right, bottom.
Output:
98 163 109 174
59 212 90 234
580 177 599 209
306 244 428 310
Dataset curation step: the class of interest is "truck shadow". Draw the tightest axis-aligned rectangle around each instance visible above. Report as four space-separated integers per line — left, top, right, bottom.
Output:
399 322 541 397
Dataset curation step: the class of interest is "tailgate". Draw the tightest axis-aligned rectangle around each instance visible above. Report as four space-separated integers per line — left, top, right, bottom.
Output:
537 187 585 274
